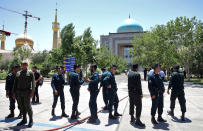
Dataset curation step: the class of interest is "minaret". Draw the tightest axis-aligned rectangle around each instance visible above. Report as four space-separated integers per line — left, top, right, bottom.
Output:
0 25 6 50
52 6 59 49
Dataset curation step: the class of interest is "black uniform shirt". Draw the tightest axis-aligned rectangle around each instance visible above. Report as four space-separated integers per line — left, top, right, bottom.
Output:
5 72 16 94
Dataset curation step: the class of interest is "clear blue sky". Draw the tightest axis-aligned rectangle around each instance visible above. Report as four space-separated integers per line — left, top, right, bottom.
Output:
0 0 202 51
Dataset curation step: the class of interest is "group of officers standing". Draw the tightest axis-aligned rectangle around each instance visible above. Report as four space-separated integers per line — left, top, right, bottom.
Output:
4 60 186 128
128 63 186 127
51 64 122 124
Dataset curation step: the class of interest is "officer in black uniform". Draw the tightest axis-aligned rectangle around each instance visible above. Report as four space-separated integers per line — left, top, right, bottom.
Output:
167 65 186 121
87 64 100 123
103 65 122 119
5 65 22 119
128 64 145 127
32 66 42 104
69 64 84 119
148 64 166 124
100 67 108 110
51 66 69 117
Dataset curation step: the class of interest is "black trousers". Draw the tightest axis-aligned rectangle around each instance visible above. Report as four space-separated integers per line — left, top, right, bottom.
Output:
70 88 80 114
129 94 142 119
102 86 108 106
32 84 39 102
52 89 65 111
144 73 147 81
170 90 186 113
89 90 99 118
151 93 164 117
108 89 119 114
8 93 20 111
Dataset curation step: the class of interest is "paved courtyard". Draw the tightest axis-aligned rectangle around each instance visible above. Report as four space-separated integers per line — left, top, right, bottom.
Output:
0 73 203 131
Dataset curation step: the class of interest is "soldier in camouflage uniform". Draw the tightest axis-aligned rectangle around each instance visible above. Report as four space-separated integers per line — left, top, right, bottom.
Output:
13 61 35 127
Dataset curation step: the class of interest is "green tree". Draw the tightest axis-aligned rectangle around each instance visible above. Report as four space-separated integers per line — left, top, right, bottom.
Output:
8 56 21 72
13 45 32 61
131 16 203 80
31 50 49 65
61 23 75 56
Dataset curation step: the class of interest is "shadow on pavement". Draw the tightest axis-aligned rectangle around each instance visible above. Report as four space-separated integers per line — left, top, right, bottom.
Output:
9 125 28 131
105 118 120 126
130 122 146 129
49 116 62 121
171 116 192 123
0 118 16 123
153 122 169 130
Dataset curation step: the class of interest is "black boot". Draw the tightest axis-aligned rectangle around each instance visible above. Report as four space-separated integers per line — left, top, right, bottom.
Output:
51 108 55 116
61 110 69 117
76 110 81 117
151 116 158 124
157 116 167 122
135 118 145 127
87 117 96 124
130 115 135 123
6 110 14 118
181 113 185 121
17 112 22 119
71 111 77 120
114 111 122 116
109 113 117 119
103 105 108 110
28 117 33 128
167 110 174 117
17 114 27 126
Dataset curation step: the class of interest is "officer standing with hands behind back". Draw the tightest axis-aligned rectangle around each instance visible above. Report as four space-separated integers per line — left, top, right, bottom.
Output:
128 64 145 127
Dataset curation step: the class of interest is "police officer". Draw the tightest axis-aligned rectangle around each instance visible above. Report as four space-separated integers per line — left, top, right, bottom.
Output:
103 65 122 119
32 66 42 104
100 67 108 110
13 61 35 127
86 64 100 123
167 65 186 121
69 64 84 119
128 64 145 127
148 64 166 124
51 66 68 117
5 65 22 119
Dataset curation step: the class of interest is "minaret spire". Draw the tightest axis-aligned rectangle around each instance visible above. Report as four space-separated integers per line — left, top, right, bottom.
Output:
55 2 58 22
52 2 60 49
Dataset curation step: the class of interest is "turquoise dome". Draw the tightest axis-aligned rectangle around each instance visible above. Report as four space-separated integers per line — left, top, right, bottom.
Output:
117 24 143 33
